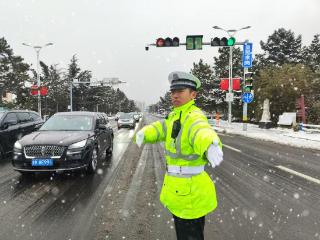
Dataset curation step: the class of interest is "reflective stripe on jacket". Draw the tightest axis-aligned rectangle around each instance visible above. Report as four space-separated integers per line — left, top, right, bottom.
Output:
141 100 222 219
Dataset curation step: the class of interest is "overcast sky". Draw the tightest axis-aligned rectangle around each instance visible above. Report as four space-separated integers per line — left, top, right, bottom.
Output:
1 0 319 105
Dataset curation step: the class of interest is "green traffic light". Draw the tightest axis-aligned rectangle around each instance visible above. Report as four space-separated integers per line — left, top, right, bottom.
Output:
227 37 236 46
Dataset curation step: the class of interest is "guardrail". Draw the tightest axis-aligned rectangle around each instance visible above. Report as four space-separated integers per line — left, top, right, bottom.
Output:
299 123 320 133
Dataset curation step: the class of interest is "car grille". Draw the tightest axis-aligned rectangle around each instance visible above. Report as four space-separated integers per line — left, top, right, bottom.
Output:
24 145 65 158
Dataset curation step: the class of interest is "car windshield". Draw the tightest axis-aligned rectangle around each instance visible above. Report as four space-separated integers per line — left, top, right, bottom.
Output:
119 113 132 119
39 115 94 131
0 112 4 120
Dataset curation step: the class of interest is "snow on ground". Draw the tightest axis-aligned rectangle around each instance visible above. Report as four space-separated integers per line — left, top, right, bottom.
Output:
209 120 320 151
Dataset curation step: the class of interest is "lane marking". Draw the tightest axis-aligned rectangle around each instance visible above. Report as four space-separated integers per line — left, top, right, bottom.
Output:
276 165 320 185
217 132 234 137
223 144 242 153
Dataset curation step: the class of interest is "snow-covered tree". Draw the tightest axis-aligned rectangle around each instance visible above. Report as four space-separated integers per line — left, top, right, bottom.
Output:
303 34 320 73
257 28 303 67
191 59 216 113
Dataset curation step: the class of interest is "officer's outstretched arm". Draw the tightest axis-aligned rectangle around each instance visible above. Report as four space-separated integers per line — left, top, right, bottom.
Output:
135 120 166 146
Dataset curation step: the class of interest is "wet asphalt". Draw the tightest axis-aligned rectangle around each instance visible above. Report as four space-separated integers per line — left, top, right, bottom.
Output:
0 115 320 240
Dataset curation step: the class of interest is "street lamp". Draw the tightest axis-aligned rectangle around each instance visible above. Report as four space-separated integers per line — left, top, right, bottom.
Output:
22 42 53 118
212 26 251 124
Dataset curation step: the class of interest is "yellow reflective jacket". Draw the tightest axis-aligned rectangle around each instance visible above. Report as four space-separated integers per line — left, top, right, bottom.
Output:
140 100 222 219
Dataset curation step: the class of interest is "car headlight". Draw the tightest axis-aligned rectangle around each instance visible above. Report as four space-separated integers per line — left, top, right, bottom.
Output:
68 139 87 149
14 141 22 150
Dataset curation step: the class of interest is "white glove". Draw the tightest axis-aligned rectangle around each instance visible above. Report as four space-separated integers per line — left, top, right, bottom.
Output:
206 140 223 168
136 130 144 148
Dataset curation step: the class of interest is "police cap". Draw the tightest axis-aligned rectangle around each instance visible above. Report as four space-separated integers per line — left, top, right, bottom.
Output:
168 71 201 91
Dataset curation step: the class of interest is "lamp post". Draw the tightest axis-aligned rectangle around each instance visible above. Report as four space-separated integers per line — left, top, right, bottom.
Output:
212 26 251 124
22 42 53 118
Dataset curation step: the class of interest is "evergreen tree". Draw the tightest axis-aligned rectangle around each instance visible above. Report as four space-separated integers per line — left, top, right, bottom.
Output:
0 37 30 108
159 91 171 112
191 59 215 113
40 63 69 114
259 28 303 67
303 34 320 73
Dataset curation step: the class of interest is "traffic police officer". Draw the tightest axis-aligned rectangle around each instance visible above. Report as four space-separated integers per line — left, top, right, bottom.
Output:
136 71 223 240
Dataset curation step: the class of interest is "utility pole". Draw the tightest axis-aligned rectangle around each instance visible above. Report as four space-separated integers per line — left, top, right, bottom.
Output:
212 26 251 124
22 42 53 117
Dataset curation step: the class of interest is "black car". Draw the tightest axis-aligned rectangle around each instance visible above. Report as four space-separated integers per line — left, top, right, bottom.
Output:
0 110 43 160
12 111 113 175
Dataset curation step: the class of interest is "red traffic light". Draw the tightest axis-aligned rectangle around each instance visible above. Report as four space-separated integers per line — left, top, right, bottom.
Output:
156 38 165 47
156 37 179 47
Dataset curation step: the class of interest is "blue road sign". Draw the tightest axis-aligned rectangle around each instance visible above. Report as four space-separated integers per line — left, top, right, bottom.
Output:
242 92 254 103
242 43 253 68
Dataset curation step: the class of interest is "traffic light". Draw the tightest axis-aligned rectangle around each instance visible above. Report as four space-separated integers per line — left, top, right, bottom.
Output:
243 72 253 93
211 37 236 46
156 37 180 47
186 35 203 50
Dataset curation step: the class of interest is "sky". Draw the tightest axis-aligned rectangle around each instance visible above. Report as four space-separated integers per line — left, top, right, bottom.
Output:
0 0 319 105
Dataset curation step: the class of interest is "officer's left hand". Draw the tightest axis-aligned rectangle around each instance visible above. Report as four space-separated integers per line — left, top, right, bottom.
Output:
206 140 223 168
135 130 145 148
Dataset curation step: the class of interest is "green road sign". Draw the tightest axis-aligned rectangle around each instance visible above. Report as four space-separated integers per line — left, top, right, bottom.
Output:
186 35 203 50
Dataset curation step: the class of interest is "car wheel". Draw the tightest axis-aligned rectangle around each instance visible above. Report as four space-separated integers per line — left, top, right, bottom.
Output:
87 147 98 174
106 136 113 156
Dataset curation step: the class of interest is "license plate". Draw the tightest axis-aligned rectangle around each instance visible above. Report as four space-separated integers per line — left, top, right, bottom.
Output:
32 159 54 167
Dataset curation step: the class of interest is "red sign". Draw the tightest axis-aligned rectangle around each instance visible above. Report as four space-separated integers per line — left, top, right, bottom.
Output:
220 78 241 91
220 79 229 91
30 85 48 96
40 86 48 96
30 85 38 96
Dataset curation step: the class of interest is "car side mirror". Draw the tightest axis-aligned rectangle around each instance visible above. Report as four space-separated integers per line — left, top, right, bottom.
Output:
1 122 8 130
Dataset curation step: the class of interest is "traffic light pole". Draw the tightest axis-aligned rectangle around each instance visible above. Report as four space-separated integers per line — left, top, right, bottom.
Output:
228 45 233 125
243 67 248 131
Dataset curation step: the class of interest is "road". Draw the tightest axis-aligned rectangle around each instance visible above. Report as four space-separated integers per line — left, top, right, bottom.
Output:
0 114 320 240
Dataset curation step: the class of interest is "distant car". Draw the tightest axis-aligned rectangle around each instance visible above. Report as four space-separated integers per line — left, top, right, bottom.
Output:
117 113 136 129
12 111 113 175
0 110 43 160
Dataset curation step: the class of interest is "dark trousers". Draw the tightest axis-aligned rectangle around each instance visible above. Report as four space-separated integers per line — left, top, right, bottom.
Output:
173 215 205 240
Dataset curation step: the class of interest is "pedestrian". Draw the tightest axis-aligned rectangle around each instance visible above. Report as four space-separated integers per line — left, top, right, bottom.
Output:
135 71 224 240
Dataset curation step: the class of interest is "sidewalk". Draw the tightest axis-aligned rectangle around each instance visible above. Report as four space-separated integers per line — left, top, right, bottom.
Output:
209 120 320 151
